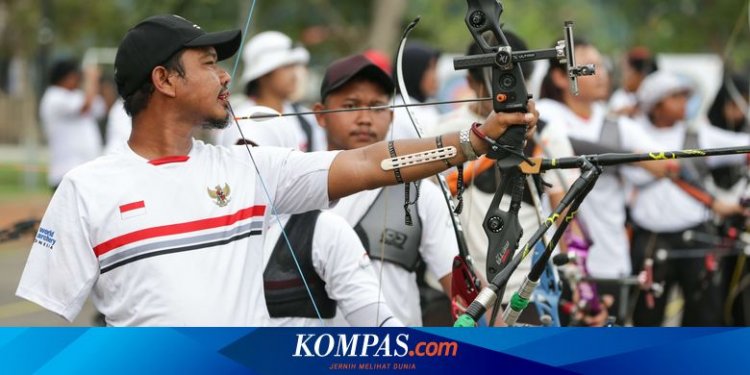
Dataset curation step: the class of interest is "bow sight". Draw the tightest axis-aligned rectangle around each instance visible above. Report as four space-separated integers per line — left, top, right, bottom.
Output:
453 2 595 139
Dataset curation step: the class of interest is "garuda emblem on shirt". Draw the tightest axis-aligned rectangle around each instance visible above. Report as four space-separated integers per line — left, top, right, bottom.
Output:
207 183 231 207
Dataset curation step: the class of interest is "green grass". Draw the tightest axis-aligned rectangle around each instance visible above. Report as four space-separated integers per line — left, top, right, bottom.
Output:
0 164 48 200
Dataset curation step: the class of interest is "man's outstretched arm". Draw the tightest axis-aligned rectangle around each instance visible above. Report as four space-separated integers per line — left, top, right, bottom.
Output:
328 102 539 201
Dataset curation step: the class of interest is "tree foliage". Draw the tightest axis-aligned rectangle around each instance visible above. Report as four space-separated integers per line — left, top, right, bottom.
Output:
1 0 747 80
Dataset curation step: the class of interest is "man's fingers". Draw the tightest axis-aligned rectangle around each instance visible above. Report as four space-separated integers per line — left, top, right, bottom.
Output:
495 111 535 125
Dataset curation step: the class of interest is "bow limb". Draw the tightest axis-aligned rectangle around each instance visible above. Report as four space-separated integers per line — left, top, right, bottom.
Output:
225 0 326 325
394 16 481 321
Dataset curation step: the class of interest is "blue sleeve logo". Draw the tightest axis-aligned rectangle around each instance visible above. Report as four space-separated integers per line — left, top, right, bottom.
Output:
35 227 56 250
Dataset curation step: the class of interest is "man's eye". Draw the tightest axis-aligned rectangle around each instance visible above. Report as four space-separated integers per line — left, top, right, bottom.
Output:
371 104 387 112
342 103 356 109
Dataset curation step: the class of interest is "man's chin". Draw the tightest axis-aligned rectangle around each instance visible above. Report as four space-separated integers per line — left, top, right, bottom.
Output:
202 113 231 130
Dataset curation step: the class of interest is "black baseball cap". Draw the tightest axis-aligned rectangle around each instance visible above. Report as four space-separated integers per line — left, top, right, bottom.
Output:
320 54 395 101
115 15 241 97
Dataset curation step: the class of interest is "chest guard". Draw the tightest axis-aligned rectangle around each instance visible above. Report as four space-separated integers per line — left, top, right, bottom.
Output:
353 185 423 272
263 210 336 319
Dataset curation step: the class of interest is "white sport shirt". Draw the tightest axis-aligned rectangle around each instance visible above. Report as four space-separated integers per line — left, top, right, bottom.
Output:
17 140 338 326
627 117 750 232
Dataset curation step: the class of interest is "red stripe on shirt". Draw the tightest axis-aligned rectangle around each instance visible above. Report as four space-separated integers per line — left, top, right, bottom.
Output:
94 205 266 257
149 156 190 165
119 201 145 213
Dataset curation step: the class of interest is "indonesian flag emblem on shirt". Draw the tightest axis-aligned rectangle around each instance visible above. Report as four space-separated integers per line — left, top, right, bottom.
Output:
119 200 146 220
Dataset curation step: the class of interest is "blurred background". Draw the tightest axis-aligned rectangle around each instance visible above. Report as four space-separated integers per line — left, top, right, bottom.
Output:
0 0 748 325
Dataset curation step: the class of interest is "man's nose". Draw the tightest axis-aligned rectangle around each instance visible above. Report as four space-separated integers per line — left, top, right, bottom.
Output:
354 108 374 125
219 68 231 86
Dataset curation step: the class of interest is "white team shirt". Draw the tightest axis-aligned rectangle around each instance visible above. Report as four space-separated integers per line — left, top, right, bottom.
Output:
39 86 106 186
217 98 327 151
328 180 458 326
437 105 578 301
17 140 338 326
536 99 659 278
261 212 386 327
628 118 750 232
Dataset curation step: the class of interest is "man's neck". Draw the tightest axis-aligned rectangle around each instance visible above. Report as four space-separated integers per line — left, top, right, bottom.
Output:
128 111 195 159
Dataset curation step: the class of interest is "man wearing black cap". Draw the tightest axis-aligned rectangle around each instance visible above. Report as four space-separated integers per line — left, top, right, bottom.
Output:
16 15 538 326
313 54 457 326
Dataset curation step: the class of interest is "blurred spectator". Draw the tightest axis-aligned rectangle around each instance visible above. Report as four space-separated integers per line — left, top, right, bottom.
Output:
708 73 749 191
609 46 658 117
216 31 325 151
39 59 105 190
628 71 749 326
705 73 750 326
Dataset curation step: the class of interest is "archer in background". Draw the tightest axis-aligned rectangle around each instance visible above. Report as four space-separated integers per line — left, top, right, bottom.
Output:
627 71 749 326
215 31 326 151
608 46 658 117
313 53 459 326
707 73 750 325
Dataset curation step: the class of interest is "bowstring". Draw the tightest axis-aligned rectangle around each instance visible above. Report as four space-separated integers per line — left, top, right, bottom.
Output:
226 0 324 324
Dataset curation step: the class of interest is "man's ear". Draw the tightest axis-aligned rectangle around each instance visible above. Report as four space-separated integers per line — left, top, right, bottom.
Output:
151 66 177 98
312 102 326 129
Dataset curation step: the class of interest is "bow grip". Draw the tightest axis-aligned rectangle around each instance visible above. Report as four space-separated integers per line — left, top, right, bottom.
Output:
484 51 530 166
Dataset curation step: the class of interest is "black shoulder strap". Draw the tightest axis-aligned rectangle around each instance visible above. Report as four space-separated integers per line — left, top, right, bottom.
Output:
263 210 337 319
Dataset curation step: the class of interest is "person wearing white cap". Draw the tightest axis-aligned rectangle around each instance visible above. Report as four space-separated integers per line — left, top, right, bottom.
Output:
216 31 327 151
627 70 749 326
